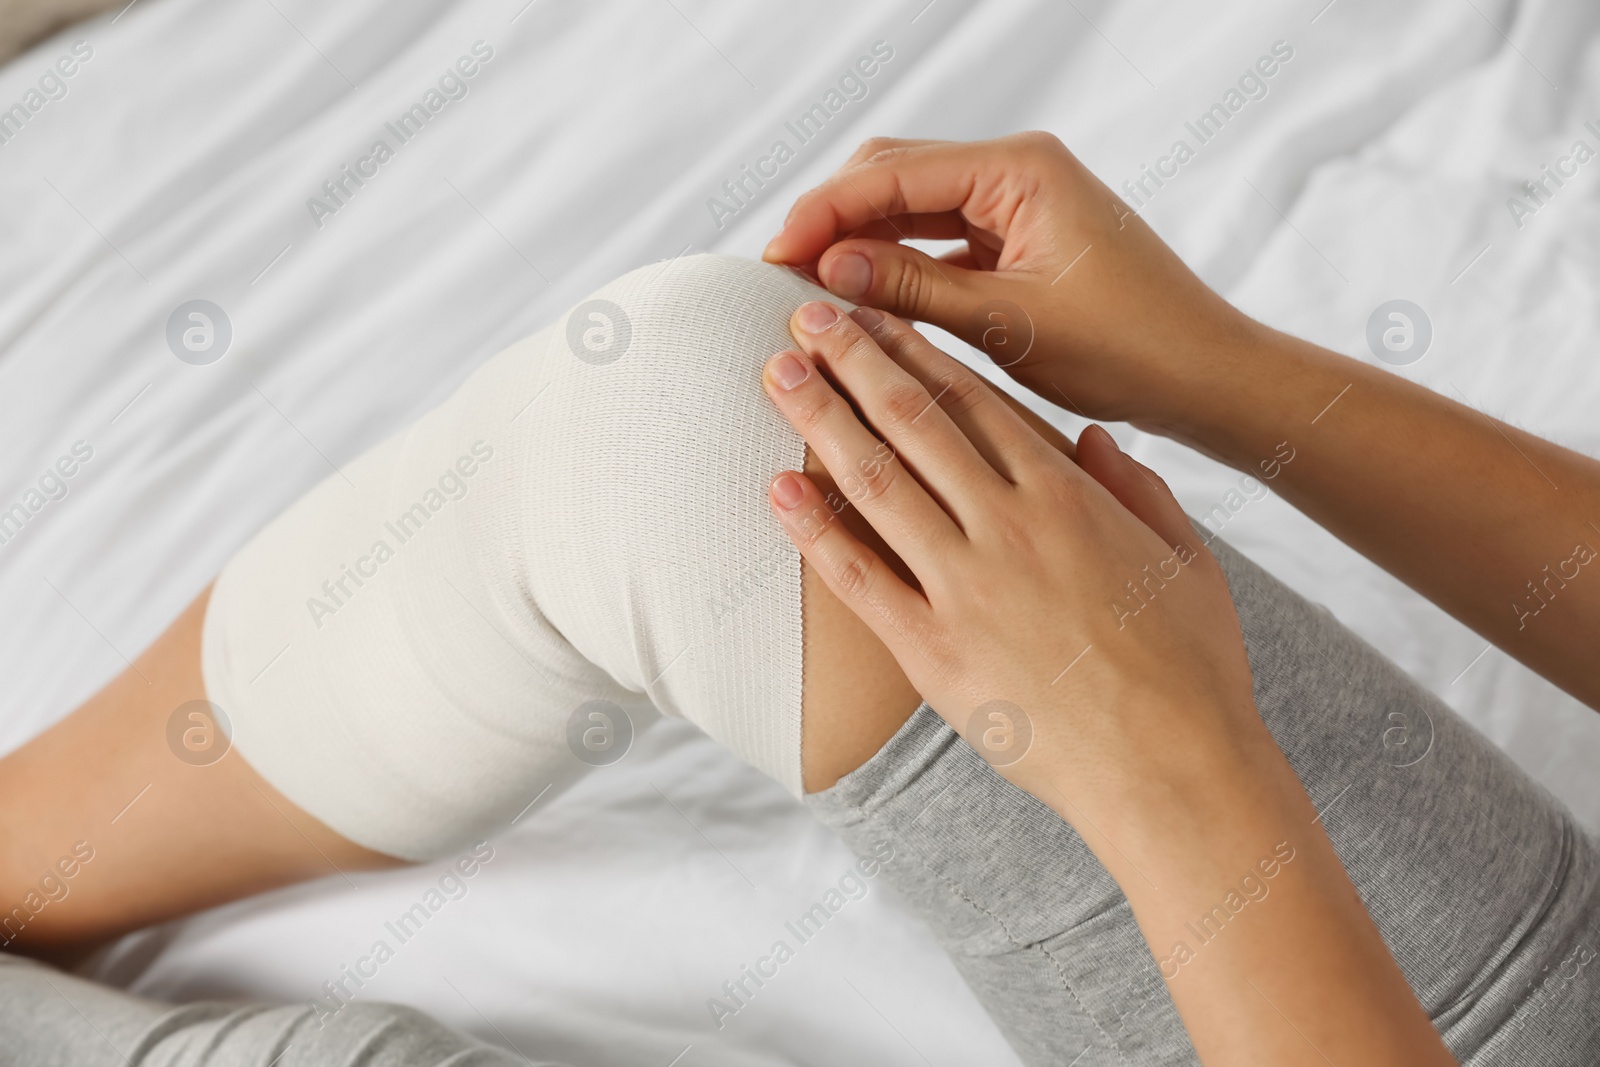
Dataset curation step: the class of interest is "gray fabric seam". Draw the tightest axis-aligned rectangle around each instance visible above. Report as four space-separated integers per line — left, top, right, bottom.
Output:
869 801 1130 1067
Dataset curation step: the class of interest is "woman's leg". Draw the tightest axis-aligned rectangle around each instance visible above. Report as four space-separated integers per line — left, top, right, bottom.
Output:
0 589 398 958
1 254 835 954
0 253 914 957
0 952 534 1066
4 253 1595 1065
795 361 1600 1062
805 528 1600 1065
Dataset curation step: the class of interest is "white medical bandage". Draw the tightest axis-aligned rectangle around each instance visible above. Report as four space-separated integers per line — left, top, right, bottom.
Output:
202 255 831 860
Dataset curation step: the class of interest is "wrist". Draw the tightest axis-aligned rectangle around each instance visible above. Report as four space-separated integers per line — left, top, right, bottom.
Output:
1037 720 1315 891
1150 322 1358 471
1005 301 1288 446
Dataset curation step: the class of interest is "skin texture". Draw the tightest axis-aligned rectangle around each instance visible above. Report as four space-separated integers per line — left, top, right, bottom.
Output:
764 300 1456 1066
0 589 399 960
0 438 1018 956
799 382 1079 793
765 131 1600 716
4 127 1594 1060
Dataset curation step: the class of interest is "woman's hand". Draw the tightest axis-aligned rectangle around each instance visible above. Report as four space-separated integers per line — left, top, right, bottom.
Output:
761 301 1457 1066
768 132 1600 715
762 132 1259 430
763 298 1265 829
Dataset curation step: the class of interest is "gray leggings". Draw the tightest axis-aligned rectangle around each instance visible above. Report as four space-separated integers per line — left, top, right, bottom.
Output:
3 535 1598 1065
807 534 1600 1065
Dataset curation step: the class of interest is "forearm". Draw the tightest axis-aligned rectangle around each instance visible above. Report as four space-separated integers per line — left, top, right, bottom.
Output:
1146 326 1600 709
1055 738 1456 1065
768 132 1600 704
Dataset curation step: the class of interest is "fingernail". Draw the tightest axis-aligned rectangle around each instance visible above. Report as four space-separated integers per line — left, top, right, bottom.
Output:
824 252 872 299
769 351 810 390
850 306 885 332
772 472 805 509
796 301 840 332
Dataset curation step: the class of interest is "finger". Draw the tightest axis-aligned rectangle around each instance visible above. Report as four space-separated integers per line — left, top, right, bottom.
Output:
786 300 1007 517
985 375 1076 460
841 210 973 244
838 136 949 170
816 237 1009 335
763 133 1066 265
1075 425 1208 559
768 469 932 657
762 342 963 570
846 307 1059 483
765 140 1003 263
839 215 1007 276
842 212 1007 260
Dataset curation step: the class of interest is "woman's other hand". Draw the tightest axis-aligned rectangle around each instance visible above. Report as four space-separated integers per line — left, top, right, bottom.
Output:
760 301 1456 1066
762 132 1259 433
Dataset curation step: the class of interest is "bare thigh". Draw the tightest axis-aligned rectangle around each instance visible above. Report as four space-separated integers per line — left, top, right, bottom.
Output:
0 381 1065 954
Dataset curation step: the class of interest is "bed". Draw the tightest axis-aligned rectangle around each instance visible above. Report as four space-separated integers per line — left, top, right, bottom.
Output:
2 0 1597 1062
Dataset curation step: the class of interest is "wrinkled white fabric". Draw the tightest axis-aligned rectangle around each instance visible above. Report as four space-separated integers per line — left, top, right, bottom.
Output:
203 255 824 859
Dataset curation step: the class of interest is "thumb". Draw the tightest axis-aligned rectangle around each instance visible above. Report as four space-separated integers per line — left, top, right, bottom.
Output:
817 238 998 338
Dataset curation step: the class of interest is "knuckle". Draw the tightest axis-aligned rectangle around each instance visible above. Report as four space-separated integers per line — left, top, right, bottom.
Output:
891 260 928 314
833 551 877 599
790 389 837 432
834 330 882 368
793 504 838 547
846 447 901 505
855 136 898 161
1015 129 1066 155
879 380 931 429
933 369 990 418
860 142 910 168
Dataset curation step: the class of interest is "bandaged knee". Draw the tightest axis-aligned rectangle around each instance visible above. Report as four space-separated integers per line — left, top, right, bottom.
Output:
202 254 831 860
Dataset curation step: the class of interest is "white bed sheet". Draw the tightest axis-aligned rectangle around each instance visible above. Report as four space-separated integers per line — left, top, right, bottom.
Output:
2 0 1598 1063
